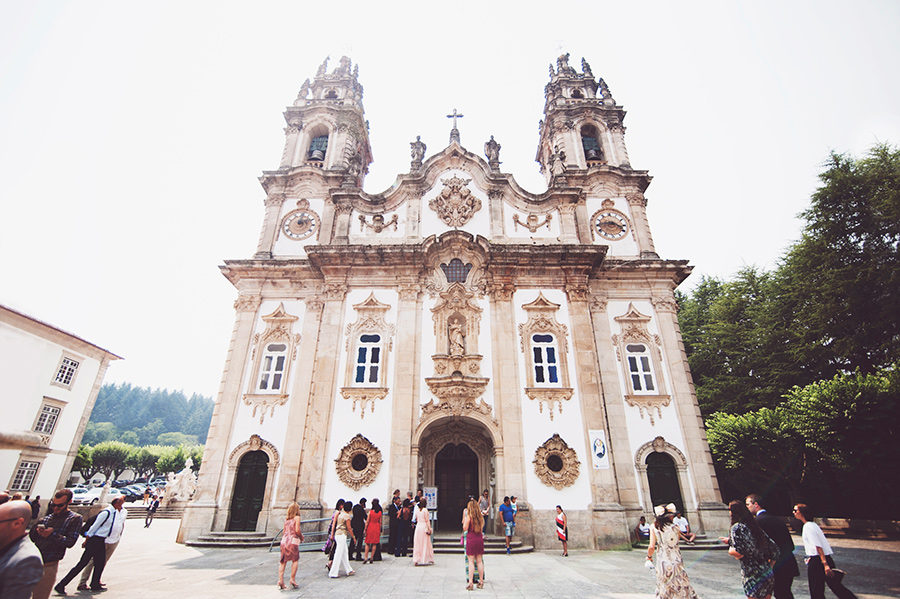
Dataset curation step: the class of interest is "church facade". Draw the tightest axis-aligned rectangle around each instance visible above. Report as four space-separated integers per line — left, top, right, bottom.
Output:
179 55 728 548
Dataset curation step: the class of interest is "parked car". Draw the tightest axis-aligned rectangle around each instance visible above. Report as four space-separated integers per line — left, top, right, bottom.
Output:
71 486 125 506
119 487 141 502
66 487 88 504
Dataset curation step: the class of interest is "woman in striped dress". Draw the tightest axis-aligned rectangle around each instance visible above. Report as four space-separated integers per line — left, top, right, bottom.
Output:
556 505 568 556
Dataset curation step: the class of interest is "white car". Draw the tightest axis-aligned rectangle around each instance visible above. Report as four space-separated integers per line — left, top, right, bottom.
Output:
71 486 125 506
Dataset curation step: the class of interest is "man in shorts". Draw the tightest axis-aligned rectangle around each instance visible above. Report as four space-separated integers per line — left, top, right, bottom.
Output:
498 496 516 554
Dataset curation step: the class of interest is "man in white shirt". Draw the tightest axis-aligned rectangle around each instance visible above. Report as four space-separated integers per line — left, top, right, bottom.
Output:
672 511 696 543
77 496 126 590
55 496 125 593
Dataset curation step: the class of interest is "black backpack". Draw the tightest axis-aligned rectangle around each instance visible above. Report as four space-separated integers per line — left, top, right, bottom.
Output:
80 510 110 536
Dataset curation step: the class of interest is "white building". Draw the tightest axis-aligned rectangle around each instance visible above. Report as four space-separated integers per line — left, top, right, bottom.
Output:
0 304 120 501
180 55 729 549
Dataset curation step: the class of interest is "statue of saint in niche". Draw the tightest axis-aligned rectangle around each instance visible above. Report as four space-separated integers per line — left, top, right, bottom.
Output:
448 319 466 356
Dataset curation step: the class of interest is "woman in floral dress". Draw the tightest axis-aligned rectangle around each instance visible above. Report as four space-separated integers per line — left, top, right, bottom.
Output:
646 503 700 599
727 500 779 599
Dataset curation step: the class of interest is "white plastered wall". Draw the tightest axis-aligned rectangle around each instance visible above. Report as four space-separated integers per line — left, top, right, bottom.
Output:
320 289 398 504
347 206 406 243
605 299 698 509
514 289 593 509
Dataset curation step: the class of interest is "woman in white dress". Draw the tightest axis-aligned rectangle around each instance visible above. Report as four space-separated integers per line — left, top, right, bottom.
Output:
329 502 356 578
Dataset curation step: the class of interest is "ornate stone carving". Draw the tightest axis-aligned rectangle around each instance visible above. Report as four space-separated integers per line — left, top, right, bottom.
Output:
524 387 574 420
234 294 261 313
625 192 647 207
488 282 515 301
359 213 398 233
243 303 300 424
421 372 493 419
518 293 574 419
410 135 426 170
229 434 280 470
613 303 670 424
513 212 552 233
533 434 580 489
264 194 286 208
339 387 389 418
429 175 481 227
324 282 348 300
635 436 688 470
397 284 420 301
590 297 608 313
334 434 383 491
565 284 590 302
651 295 678 314
431 283 483 369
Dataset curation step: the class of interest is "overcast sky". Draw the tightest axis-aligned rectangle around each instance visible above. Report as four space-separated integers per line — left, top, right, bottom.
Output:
1 1 898 398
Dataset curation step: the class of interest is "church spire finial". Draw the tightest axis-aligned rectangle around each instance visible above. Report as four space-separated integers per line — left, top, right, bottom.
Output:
446 108 464 144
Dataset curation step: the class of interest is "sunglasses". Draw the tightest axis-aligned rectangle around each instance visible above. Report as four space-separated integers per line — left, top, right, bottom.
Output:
50 502 67 508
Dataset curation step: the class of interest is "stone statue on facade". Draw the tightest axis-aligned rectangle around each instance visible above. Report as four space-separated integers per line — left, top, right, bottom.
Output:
448 319 465 356
410 135 426 170
549 144 567 178
484 135 501 169
165 458 198 503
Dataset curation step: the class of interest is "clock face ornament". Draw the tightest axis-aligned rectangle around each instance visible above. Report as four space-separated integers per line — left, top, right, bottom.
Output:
281 201 320 241
593 210 628 240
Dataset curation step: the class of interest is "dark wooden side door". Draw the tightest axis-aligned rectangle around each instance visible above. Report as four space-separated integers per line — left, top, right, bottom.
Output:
646 452 684 514
227 450 269 531
435 443 478 532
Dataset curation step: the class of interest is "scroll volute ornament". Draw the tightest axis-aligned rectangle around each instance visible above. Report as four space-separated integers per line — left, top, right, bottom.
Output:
533 434 580 489
335 434 383 491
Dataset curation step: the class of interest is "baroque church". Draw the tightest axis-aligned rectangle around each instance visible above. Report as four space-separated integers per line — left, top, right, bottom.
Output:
178 54 729 548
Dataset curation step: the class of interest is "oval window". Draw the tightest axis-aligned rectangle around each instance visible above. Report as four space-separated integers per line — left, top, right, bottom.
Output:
351 454 369 471
267 343 287 352
533 334 554 343
546 454 564 472
360 334 381 343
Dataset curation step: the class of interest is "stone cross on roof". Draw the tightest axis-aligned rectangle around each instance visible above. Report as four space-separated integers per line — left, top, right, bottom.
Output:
446 108 464 144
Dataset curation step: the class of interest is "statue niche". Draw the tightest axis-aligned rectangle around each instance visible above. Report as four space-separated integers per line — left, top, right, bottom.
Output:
422 282 491 419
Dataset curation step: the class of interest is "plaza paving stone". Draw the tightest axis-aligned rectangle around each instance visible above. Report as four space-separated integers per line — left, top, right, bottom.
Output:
50 520 899 598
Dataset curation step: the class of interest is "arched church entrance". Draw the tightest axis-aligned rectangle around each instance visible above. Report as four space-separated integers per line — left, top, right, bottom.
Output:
646 452 684 513
417 418 495 532
227 450 269 531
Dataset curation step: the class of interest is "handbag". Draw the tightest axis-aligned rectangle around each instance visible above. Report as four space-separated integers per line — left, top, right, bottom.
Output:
323 536 334 553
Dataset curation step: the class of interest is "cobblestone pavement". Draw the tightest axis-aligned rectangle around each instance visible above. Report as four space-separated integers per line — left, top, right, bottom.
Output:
49 520 899 599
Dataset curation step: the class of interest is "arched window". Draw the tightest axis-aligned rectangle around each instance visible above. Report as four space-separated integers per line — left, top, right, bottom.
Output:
531 334 560 385
440 258 472 283
308 134 328 161
571 88 584 98
354 334 382 384
581 125 603 161
625 343 656 393
258 343 287 391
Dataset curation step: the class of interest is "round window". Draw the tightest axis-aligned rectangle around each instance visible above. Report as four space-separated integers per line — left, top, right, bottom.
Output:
351 454 369 472
546 454 564 472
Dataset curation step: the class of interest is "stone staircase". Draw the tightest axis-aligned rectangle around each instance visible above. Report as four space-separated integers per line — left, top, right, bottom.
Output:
432 534 533 554
126 504 185 520
185 531 275 548
632 533 726 551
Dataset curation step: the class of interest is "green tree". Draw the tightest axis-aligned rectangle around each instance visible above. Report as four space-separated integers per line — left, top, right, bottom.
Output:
157 432 199 446
156 445 187 474
73 444 93 477
119 431 139 445
780 144 900 377
82 421 118 445
90 441 134 482
134 418 164 446
187 445 204 471
126 447 160 480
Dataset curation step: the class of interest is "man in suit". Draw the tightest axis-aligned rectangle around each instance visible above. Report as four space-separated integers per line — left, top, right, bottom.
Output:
0 500 43 599
747 493 800 599
350 498 367 561
387 494 401 554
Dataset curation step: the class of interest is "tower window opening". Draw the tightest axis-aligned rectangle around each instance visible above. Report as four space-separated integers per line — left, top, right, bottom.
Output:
308 135 328 161
571 88 584 99
581 125 603 162
324 89 338 99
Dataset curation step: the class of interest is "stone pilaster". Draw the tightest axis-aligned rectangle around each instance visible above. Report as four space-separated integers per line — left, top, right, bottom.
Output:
405 190 423 240
273 297 325 512
488 282 524 497
488 189 505 239
626 193 658 259
608 123 630 168
557 204 578 243
651 290 729 534
588 294 642 511
254 195 285 258
280 120 302 168
178 293 260 542
388 284 422 494
295 283 347 506
333 204 353 244
564 282 629 547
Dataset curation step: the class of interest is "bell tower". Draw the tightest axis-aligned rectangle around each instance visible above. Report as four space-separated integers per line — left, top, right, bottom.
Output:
278 56 373 187
536 53 631 183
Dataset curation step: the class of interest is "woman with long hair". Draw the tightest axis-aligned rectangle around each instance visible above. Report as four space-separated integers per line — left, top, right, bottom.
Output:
462 498 485 590
278 502 304 589
412 497 434 566
363 498 382 564
325 499 344 571
646 503 699 599
793 503 857 599
727 500 779 599
329 502 356 578
555 505 568 556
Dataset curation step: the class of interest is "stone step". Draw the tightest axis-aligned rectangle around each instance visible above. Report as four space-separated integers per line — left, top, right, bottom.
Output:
186 531 275 548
